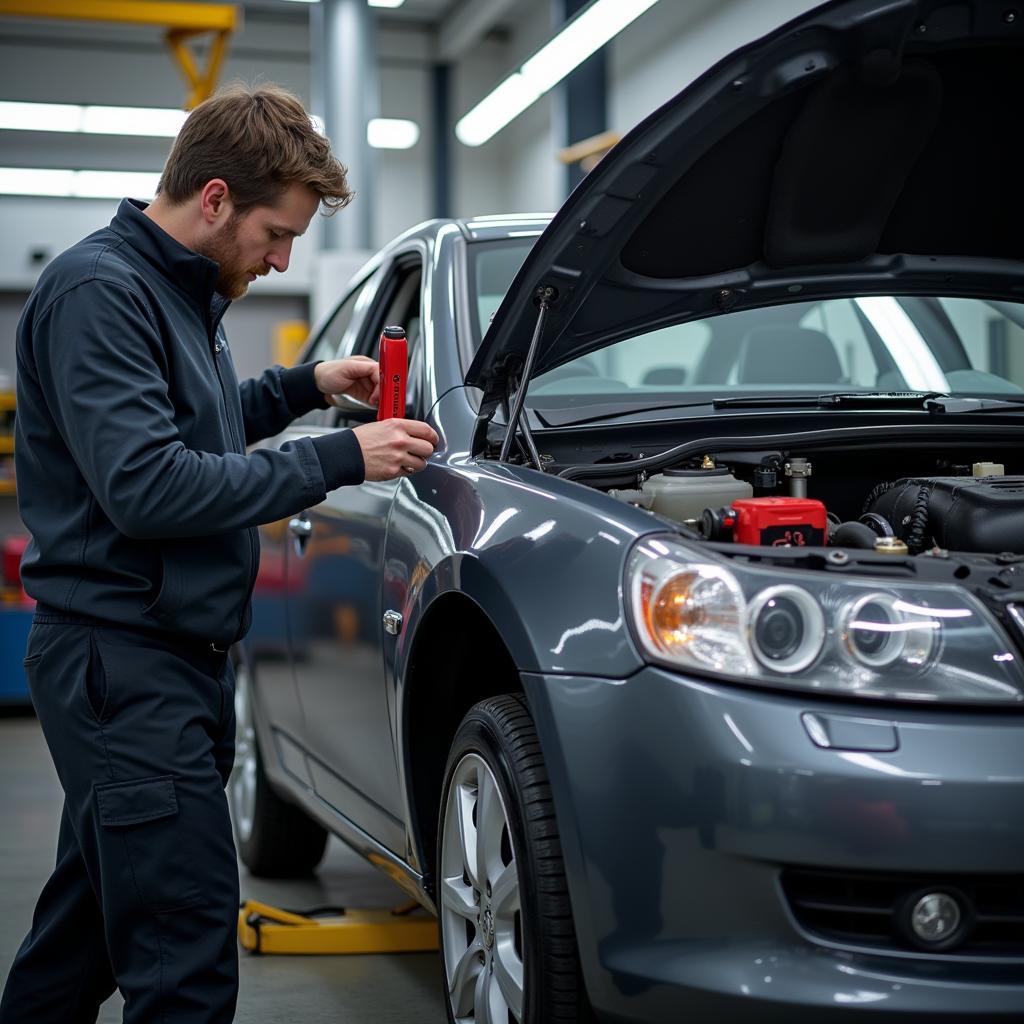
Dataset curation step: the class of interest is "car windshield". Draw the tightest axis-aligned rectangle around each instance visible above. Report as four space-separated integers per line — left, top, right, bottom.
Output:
470 244 1024 413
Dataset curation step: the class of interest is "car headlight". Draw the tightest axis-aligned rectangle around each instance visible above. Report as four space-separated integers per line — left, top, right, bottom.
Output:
627 537 1024 704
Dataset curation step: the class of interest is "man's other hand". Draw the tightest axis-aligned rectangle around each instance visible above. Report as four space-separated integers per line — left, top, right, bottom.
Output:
315 356 380 407
352 419 440 481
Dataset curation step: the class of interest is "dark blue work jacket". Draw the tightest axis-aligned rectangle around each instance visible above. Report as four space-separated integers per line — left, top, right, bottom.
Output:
15 198 363 646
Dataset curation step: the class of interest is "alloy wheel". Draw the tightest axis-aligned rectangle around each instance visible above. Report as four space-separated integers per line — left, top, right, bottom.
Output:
440 752 525 1024
229 661 257 843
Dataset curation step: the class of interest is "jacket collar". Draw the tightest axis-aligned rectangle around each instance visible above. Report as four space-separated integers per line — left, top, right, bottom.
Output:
109 198 223 313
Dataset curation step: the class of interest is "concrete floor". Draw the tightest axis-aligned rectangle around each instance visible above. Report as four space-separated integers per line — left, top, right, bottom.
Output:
0 711 447 1022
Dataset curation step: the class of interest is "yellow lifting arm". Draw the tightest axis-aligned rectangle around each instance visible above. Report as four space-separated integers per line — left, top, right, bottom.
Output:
237 899 439 956
0 1 242 108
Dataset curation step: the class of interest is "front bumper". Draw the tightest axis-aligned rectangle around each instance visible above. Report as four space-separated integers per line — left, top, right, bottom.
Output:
522 667 1024 1023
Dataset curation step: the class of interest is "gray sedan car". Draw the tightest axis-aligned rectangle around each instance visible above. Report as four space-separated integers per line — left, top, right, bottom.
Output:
231 1 1024 1020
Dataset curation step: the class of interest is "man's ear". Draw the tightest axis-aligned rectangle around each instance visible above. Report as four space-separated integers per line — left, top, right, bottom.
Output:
199 179 233 225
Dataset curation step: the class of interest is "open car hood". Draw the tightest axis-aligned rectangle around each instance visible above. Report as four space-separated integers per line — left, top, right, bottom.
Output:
465 0 1024 416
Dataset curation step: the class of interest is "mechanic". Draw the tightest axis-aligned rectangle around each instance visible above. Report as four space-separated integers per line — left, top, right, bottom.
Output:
0 83 438 1024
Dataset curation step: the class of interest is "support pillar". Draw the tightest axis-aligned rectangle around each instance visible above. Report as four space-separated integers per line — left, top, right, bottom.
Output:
311 0 377 250
560 0 607 195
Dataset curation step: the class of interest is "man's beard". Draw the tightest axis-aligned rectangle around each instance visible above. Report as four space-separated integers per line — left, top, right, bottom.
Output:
197 215 266 299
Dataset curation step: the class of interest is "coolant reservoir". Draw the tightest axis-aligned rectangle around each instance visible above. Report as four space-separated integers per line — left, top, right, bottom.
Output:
640 468 753 523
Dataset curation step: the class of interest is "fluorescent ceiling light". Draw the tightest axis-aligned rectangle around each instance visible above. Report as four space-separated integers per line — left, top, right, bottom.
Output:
0 100 186 138
368 0 405 7
0 101 80 133
0 167 160 199
313 114 420 150
367 118 419 149
456 75 540 147
522 0 659 93
82 106 187 138
456 0 660 146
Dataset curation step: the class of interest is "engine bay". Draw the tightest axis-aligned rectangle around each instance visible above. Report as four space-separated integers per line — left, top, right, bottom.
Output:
608 450 1024 558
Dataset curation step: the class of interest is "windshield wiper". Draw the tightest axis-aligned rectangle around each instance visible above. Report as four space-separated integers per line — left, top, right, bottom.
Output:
925 395 1024 413
534 391 1024 429
534 400 717 428
712 391 947 409
536 392 943 428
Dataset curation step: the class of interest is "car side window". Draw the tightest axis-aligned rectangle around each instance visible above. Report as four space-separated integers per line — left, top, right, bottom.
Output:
346 256 425 421
293 274 377 428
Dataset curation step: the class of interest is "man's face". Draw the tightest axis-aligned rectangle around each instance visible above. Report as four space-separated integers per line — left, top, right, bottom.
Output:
201 182 320 300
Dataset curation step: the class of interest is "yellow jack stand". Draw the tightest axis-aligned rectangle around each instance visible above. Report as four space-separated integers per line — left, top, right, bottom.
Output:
238 899 439 955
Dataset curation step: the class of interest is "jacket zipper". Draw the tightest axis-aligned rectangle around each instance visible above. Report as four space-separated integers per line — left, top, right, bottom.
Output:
207 305 259 642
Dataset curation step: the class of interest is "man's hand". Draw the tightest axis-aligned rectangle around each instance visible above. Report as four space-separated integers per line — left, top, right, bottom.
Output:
315 356 380 407
352 419 440 481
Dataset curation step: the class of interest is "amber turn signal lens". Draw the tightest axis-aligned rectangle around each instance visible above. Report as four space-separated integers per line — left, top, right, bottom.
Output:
647 571 704 653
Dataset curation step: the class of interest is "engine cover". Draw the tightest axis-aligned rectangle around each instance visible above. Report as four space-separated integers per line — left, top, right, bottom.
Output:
866 476 1024 554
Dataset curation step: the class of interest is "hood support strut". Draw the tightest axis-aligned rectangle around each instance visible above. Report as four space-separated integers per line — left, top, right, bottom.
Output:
498 286 555 468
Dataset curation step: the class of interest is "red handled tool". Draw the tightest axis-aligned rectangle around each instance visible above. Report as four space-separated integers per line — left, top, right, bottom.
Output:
377 325 407 421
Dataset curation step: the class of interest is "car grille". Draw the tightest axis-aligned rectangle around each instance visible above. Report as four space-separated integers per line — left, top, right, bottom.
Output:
781 868 1024 957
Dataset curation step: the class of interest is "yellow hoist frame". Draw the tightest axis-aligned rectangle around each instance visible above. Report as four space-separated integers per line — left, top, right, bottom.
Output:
0 1 241 108
238 899 439 956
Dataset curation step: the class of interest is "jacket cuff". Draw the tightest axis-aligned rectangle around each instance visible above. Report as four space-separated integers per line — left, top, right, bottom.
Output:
311 429 365 490
280 362 330 416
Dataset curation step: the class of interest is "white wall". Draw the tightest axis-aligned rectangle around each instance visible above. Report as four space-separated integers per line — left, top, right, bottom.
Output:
449 0 562 219
609 0 825 135
451 41 510 220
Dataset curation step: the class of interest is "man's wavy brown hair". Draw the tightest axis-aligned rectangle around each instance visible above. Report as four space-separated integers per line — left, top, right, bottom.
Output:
158 82 352 214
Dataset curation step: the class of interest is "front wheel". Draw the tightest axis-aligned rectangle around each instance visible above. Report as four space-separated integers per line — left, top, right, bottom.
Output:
437 695 586 1023
229 657 328 877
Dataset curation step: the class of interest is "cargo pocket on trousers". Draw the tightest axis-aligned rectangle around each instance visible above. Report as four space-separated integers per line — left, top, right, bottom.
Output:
95 775 204 913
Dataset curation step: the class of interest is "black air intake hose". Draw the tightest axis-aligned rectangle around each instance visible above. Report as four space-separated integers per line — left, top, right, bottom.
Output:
904 484 932 554
831 521 879 549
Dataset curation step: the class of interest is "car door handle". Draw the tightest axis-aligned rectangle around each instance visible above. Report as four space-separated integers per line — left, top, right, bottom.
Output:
288 515 313 555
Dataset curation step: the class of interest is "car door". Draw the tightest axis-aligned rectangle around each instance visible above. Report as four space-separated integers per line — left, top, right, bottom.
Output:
248 270 378 758
285 247 425 853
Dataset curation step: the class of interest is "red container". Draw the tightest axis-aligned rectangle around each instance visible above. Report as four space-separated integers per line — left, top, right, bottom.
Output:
377 326 407 421
731 497 827 547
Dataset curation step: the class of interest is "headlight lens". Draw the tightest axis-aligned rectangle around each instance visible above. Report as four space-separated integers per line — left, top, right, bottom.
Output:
749 585 825 673
839 592 936 670
627 538 1024 704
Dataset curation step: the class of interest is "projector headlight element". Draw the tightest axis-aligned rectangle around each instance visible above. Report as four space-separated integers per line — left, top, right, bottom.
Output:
840 592 936 670
748 585 825 673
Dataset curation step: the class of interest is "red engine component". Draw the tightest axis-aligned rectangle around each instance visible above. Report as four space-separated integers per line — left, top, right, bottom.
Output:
703 497 828 547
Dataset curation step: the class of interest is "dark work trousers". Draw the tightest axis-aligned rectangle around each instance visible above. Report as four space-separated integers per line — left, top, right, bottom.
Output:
0 619 240 1023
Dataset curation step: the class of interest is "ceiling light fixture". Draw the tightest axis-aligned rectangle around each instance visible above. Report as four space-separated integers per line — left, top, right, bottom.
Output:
456 0 660 146
367 0 405 8
1 101 417 151
0 167 161 199
0 101 187 138
367 118 420 149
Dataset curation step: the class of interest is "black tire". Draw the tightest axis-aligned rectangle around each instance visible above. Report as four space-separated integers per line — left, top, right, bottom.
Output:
230 658 328 878
436 694 587 1023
